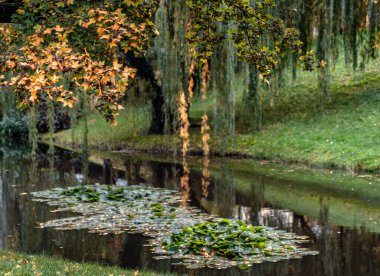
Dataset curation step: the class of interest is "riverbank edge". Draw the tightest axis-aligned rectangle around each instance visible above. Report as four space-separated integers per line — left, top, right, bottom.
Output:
40 133 380 175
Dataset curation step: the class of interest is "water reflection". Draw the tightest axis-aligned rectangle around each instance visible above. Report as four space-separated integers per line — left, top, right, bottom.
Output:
0 145 379 275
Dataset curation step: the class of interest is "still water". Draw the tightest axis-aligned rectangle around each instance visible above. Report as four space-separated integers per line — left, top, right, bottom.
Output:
0 144 379 275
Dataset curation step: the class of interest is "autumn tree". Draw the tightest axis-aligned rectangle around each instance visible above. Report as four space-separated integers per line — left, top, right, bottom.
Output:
0 0 160 124
0 0 312 133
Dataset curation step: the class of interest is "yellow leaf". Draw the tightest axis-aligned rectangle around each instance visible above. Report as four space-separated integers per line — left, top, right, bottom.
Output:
112 60 122 70
54 25 64 32
43 28 52 34
32 36 44 46
58 33 68 42
96 27 105 36
111 24 120 31
111 120 118 127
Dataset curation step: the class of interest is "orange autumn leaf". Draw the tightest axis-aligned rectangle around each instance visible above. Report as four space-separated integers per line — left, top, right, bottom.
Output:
54 25 64 32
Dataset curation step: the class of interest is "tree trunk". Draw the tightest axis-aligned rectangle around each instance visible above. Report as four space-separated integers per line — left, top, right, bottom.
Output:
125 53 166 134
0 3 19 23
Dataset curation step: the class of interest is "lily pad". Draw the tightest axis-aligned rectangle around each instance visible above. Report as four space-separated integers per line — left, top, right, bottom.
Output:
31 185 318 270
161 219 316 263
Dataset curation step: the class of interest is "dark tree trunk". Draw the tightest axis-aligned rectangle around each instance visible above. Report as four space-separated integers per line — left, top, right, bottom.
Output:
0 3 19 23
126 53 165 134
102 159 113 185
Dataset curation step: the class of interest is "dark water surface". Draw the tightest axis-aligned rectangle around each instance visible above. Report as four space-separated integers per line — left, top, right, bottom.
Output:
1 144 380 275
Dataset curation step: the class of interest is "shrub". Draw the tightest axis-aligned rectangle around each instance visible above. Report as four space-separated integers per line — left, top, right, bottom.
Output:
0 112 29 142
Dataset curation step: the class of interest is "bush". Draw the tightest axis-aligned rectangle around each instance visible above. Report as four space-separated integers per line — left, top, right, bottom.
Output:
0 113 29 142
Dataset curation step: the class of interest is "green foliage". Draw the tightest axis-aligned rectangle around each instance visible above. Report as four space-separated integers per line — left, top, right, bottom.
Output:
106 186 125 201
186 0 314 78
60 185 164 203
151 203 165 217
162 219 310 261
61 186 101 203
1 0 160 123
0 113 28 142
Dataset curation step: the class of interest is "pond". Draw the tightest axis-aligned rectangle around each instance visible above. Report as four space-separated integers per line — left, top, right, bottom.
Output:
0 143 380 275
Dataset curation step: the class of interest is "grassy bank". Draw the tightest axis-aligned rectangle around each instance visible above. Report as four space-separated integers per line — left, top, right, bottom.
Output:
45 62 380 172
0 251 169 276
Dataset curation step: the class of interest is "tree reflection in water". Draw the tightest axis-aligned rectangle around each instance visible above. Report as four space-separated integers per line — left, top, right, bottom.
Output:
0 145 379 275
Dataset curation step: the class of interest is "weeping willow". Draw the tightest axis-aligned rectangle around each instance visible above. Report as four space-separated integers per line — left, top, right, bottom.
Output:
211 23 237 155
152 0 380 141
240 0 380 125
47 99 55 182
69 92 79 145
81 93 89 184
1 0 377 154
153 0 191 136
310 0 377 100
28 106 38 157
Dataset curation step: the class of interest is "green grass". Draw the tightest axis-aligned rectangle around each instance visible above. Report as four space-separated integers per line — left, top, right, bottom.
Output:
0 251 170 276
47 59 380 171
240 91 380 170
46 105 152 149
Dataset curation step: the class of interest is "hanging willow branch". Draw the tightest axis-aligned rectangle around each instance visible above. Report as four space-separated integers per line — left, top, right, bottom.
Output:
187 0 314 81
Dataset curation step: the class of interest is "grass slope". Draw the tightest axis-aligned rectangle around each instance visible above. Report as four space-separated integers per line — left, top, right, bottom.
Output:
46 63 380 171
241 92 380 171
0 251 170 276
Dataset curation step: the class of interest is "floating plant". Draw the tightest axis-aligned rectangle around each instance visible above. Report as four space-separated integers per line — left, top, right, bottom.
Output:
31 185 318 269
159 219 317 269
32 185 210 236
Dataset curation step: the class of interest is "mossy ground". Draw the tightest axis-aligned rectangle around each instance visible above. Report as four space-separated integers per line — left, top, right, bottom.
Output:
0 251 169 276
45 60 380 171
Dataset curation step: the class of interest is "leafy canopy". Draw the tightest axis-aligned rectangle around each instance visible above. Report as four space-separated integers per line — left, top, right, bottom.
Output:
0 0 312 122
187 0 314 78
0 0 160 123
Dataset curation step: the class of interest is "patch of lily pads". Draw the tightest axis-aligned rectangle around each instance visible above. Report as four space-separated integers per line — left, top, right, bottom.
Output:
159 219 317 269
31 184 318 269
